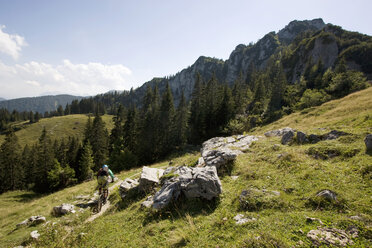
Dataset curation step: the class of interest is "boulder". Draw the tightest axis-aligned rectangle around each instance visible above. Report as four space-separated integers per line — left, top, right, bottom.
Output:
16 216 46 228
308 134 321 144
152 166 222 210
201 135 258 169
139 166 165 192
307 227 353 247
365 134 372 151
52 203 75 216
316 189 337 201
30 230 40 240
296 131 308 144
281 130 294 145
119 178 139 200
322 130 349 140
264 127 294 137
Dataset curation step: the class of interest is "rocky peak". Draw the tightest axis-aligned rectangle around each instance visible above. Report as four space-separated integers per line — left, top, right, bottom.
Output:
278 18 326 44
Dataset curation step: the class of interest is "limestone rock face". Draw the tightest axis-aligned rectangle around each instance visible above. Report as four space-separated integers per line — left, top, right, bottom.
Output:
364 134 372 151
307 227 354 247
139 166 165 192
52 203 75 216
278 18 325 44
119 178 139 200
152 166 222 210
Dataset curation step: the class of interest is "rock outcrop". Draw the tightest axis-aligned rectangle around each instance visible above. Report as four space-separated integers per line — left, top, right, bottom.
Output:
119 178 139 200
239 188 281 211
139 166 165 192
151 166 222 210
307 227 354 247
201 135 258 169
264 127 294 137
16 216 46 228
281 130 295 145
316 189 337 201
52 203 76 216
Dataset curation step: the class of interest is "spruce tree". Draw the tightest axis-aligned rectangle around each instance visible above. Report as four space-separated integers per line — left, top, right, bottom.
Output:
0 131 24 192
159 82 175 156
34 128 55 193
174 90 188 147
189 73 206 143
90 114 109 170
78 141 94 181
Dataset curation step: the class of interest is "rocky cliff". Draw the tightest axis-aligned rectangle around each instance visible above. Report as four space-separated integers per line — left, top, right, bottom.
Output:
125 18 371 105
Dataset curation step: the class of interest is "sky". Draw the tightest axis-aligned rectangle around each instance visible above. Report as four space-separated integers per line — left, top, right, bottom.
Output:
0 0 371 99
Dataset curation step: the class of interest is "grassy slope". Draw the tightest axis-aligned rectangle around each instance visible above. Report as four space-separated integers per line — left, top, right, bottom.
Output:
1 88 371 247
0 114 114 147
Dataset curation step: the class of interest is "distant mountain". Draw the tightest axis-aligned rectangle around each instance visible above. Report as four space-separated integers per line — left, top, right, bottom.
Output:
0 95 84 113
0 97 6 102
115 18 371 106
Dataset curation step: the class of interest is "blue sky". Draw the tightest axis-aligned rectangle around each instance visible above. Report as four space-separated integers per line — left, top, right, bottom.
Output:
0 0 371 99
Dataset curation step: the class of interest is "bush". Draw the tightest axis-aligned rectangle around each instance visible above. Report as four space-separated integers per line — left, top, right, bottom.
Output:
327 71 368 98
296 89 331 110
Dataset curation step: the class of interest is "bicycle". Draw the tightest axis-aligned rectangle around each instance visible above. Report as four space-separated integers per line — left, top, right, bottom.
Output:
94 188 108 213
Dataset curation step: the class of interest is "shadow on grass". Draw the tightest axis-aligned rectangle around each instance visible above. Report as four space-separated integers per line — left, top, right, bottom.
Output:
142 195 220 226
12 192 42 203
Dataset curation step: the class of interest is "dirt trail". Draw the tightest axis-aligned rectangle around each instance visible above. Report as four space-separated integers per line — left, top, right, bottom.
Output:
85 179 122 223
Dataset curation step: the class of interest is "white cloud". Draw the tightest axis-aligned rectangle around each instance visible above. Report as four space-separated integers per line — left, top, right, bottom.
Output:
0 25 27 60
0 59 133 99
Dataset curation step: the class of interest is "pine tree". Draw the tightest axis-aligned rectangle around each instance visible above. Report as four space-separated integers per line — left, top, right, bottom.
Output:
78 141 94 181
267 62 287 118
0 131 24 192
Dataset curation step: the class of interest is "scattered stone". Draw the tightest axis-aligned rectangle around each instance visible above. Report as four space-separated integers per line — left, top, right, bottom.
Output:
30 230 40 240
281 130 295 145
349 215 363 221
141 196 154 209
139 166 165 192
316 189 337 201
307 227 353 247
306 217 324 225
277 152 289 159
264 127 294 137
231 176 239 180
308 134 321 144
365 134 372 151
119 178 139 200
52 203 75 216
152 166 222 210
297 131 308 144
16 216 46 228
78 233 87 239
272 144 280 151
13 246 24 248
233 214 257 225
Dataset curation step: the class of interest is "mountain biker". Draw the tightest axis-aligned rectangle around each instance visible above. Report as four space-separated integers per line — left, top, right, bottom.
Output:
97 164 115 204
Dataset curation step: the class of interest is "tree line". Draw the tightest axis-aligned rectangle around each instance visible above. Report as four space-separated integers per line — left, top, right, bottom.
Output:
0 57 369 194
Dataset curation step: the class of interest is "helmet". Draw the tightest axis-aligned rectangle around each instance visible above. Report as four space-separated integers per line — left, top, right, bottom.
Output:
102 164 108 171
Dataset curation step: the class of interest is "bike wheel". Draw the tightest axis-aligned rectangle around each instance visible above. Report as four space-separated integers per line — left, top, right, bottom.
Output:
97 195 103 212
